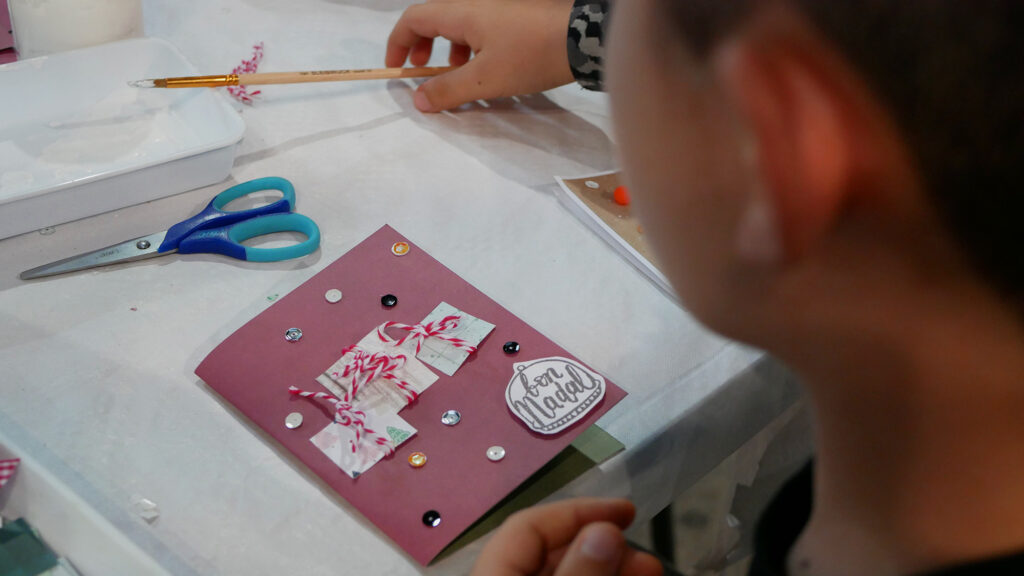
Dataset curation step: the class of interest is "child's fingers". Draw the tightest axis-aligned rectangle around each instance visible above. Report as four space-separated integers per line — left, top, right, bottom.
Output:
386 2 470 67
530 539 667 576
471 499 637 576
385 38 411 68
449 43 472 66
418 46 574 112
550 522 626 576
549 524 664 576
415 55 493 112
409 37 435 67
385 41 411 68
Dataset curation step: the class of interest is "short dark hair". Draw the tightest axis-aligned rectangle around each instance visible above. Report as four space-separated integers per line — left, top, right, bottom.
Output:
670 1 1024 312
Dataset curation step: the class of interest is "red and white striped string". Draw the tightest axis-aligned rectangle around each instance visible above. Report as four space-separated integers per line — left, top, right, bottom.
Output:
376 314 478 356
332 345 419 404
227 42 264 104
0 458 19 489
286 345 422 455
288 387 394 455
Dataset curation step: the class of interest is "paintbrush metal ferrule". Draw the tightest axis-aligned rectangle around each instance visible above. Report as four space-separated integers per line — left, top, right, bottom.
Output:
158 74 240 88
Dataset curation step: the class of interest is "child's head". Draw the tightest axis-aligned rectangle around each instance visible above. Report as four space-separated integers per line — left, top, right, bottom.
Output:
607 1 1023 349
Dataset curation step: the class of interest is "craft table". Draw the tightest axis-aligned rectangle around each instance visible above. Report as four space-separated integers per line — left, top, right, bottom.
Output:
0 0 803 574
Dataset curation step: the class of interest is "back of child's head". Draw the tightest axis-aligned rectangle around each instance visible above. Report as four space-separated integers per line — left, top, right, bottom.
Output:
669 0 1024 315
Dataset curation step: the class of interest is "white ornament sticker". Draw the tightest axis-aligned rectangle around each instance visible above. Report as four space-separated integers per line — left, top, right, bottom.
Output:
505 357 606 435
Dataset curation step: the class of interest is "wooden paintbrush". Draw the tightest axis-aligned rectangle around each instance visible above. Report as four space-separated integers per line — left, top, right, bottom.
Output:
129 66 454 88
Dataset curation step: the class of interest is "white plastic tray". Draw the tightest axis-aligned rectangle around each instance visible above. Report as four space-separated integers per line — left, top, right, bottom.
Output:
0 37 245 239
0 429 173 575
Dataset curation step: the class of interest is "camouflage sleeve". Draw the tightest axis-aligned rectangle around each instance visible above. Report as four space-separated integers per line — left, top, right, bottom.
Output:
567 0 610 91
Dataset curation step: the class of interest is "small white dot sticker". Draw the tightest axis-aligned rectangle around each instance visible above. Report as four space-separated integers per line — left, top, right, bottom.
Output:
585 180 600 189
325 289 343 303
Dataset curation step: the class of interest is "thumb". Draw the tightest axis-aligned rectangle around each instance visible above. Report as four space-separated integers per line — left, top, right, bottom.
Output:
552 522 626 576
414 59 489 112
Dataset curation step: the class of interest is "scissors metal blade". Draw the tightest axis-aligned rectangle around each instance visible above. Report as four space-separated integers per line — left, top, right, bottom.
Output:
19 231 173 280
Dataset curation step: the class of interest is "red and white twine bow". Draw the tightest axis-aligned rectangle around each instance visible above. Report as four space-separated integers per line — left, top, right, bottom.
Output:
288 387 394 455
228 42 264 104
332 345 419 404
376 314 478 356
0 458 20 489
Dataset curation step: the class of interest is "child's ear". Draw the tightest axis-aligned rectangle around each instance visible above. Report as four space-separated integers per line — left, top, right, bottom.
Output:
714 37 852 264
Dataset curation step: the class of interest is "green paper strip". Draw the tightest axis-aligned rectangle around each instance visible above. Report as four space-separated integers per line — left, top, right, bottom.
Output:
570 424 626 464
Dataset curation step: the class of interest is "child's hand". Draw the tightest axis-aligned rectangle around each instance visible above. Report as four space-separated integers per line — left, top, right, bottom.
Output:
386 0 576 112
469 498 664 576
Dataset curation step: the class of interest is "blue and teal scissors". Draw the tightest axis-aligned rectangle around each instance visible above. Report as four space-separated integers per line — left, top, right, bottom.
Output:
20 177 320 280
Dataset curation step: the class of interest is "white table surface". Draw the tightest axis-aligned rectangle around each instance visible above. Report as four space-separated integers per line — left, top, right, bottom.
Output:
0 1 801 574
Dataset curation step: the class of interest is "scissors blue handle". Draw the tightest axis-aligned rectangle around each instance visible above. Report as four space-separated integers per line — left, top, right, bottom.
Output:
158 177 320 262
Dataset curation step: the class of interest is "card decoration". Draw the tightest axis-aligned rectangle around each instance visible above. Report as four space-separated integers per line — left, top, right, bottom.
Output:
298 304 492 477
391 242 411 256
303 344 424 478
288 386 396 456
309 407 417 479
377 314 475 357
330 344 422 403
377 302 494 376
317 334 439 416
506 357 607 435
0 458 19 489
301 332 439 478
195 225 628 565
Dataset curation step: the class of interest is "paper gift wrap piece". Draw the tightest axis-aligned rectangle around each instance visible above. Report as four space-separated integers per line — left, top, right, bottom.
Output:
196 225 627 565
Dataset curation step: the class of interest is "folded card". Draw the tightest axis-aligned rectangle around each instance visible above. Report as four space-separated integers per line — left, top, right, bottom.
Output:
195 225 627 565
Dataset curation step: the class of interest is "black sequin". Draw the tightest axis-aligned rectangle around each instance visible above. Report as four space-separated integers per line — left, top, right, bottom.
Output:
422 510 442 527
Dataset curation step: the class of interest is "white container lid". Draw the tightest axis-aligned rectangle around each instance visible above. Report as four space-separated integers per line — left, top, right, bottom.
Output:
0 37 245 238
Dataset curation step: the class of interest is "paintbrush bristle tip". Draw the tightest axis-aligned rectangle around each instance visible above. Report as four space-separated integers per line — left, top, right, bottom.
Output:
128 79 156 88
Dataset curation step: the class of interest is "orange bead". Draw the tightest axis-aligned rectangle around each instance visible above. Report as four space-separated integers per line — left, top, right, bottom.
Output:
613 186 631 206
408 452 427 468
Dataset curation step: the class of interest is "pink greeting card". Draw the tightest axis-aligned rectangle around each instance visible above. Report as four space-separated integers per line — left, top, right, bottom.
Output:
0 1 12 52
195 225 626 565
